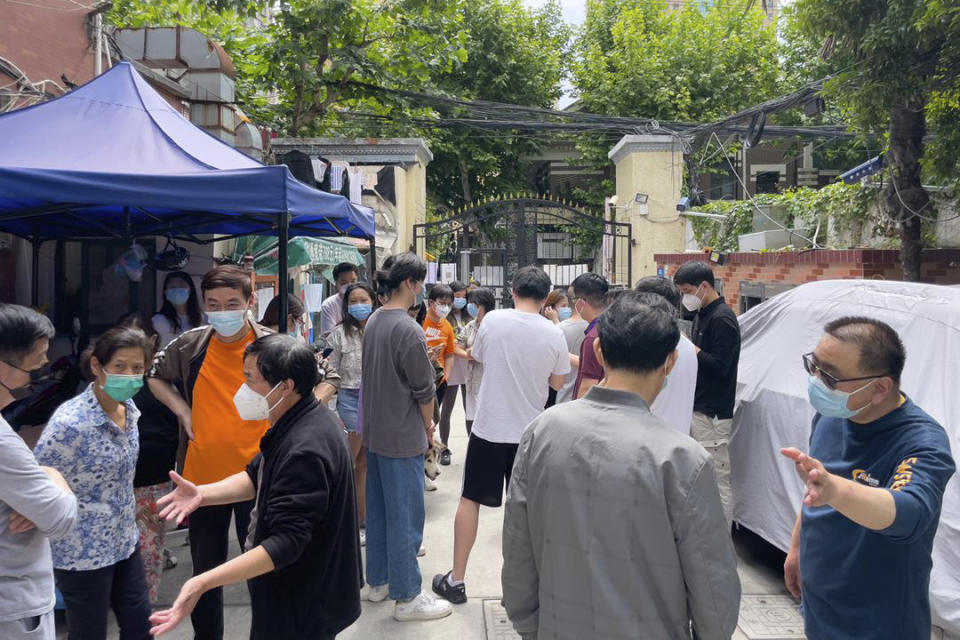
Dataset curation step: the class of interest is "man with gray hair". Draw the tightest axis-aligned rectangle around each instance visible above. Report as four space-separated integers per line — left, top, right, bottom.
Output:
0 304 77 640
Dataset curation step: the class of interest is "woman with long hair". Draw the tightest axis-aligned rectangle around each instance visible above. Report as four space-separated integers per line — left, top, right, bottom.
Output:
152 271 203 349
35 324 156 640
327 282 376 544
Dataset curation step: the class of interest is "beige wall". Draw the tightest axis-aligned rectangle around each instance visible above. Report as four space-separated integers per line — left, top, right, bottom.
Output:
399 161 427 255
610 135 686 279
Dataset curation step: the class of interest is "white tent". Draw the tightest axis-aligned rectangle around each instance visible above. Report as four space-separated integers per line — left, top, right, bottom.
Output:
730 279 960 634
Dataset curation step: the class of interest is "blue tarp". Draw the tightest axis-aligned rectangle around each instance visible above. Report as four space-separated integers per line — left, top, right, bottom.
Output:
0 62 374 240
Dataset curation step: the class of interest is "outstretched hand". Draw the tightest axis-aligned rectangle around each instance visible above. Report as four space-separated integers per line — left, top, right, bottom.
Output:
150 576 205 636
780 447 837 508
157 471 203 526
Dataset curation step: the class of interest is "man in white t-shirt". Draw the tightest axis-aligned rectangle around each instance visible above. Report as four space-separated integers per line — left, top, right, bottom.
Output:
319 262 359 337
635 276 698 433
432 267 569 605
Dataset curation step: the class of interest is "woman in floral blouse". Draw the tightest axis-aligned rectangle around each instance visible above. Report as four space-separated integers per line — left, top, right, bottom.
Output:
326 282 375 543
35 324 155 640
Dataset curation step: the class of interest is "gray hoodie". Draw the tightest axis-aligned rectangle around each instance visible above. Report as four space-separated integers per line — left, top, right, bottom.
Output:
0 417 77 622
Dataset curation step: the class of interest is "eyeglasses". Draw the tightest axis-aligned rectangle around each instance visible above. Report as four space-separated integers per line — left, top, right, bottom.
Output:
802 353 886 391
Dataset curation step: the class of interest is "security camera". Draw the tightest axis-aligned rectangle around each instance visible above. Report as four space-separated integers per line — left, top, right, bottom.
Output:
676 197 690 212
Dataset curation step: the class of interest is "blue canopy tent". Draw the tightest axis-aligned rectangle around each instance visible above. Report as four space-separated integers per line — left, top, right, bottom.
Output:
0 61 375 328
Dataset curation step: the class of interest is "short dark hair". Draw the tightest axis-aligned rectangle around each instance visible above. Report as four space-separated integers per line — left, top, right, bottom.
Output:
824 316 906 383
202 265 252 299
375 252 427 295
597 292 680 374
571 272 609 308
244 334 320 397
450 280 467 294
512 266 551 302
634 276 682 314
0 304 55 365
673 261 715 289
87 324 155 371
260 294 305 329
429 283 453 303
467 287 496 313
333 262 358 281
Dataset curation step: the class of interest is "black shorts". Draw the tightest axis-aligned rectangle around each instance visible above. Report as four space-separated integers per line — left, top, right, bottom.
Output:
461 433 519 507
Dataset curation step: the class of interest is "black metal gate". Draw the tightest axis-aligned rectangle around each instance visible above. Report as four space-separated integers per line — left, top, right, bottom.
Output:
413 195 632 306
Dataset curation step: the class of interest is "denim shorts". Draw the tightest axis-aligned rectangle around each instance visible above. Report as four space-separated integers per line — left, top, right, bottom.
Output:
337 387 361 433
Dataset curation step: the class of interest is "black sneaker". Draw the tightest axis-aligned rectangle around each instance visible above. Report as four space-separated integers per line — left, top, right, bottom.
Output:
440 448 452 466
432 571 467 604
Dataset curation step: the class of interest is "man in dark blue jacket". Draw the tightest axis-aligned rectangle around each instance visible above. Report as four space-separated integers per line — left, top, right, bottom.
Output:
781 317 954 640
150 334 361 639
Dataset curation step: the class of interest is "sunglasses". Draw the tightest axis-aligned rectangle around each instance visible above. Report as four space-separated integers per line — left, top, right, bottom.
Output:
802 352 886 391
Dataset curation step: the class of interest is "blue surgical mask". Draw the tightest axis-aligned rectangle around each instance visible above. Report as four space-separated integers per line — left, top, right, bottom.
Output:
165 288 190 306
415 287 425 307
206 310 247 337
348 304 373 321
558 307 573 321
466 303 479 318
452 298 467 310
807 375 874 419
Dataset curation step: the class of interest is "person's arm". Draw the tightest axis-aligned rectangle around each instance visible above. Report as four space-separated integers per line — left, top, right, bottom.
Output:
326 329 343 373
150 546 275 636
695 316 740 378
314 357 340 404
148 378 194 440
157 470 255 526
1 428 77 539
548 331 571 391
784 510 802 598
502 428 540 639
568 353 579 369
781 444 955 537
399 336 438 439
675 459 741 640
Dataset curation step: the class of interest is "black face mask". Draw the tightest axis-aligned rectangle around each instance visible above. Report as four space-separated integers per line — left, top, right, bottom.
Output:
1 361 35 401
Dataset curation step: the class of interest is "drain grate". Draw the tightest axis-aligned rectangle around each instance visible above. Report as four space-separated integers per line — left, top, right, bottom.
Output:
738 595 806 639
483 599 521 640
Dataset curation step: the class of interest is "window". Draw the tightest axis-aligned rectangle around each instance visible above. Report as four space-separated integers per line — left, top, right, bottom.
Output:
755 171 781 194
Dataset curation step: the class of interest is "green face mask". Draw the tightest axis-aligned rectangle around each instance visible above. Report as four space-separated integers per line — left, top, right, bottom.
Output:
101 373 144 402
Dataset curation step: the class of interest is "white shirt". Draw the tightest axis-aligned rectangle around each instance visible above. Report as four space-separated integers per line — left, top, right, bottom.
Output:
651 335 698 434
151 313 195 350
319 294 342 336
472 309 570 444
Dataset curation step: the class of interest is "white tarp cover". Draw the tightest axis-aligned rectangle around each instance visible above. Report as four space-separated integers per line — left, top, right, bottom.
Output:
729 279 960 633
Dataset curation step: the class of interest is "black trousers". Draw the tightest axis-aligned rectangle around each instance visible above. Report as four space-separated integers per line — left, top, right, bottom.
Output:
188 500 255 640
55 546 152 640
438 383 468 445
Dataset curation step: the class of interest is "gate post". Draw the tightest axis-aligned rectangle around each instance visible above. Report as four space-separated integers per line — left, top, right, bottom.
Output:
609 135 684 280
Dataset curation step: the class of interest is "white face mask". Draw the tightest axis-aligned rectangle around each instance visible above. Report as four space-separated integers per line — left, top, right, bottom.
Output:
435 304 452 318
233 382 282 421
681 284 704 312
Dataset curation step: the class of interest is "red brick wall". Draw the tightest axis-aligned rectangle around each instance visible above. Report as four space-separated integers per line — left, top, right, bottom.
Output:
655 249 960 313
1 2 97 96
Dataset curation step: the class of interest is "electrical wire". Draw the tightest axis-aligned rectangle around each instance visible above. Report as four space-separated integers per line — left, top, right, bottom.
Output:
888 172 960 223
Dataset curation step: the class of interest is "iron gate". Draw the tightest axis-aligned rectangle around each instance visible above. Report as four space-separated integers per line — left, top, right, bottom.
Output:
413 196 632 306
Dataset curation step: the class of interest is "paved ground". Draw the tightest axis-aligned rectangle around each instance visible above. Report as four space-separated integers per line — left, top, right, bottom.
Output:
87 400 801 639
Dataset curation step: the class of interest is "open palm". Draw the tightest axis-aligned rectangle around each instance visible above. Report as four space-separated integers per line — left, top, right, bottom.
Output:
157 471 202 526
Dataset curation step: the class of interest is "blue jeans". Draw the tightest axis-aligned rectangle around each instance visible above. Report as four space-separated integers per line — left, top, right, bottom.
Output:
365 451 425 600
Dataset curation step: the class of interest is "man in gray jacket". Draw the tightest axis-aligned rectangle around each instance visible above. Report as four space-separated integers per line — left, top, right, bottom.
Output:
502 292 740 640
0 304 78 640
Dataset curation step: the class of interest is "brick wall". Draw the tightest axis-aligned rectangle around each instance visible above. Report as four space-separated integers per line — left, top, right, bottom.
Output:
654 249 960 312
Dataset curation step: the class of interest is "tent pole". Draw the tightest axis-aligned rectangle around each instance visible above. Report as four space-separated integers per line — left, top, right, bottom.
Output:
31 238 41 307
367 236 376 279
278 213 289 334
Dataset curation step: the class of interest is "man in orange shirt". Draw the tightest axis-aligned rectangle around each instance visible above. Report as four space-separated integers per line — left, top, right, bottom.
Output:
148 265 338 640
422 284 468 462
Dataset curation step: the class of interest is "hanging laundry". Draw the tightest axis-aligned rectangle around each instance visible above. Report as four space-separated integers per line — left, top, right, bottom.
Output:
278 150 315 186
362 171 378 190
303 283 325 313
329 162 347 193
375 166 397 205
347 166 363 204
310 157 327 183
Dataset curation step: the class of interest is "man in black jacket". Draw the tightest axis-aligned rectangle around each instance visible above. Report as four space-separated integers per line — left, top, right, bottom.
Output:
149 334 362 639
674 261 741 525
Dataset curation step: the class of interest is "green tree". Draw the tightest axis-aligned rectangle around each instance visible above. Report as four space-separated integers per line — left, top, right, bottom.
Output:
571 0 781 203
424 0 570 209
109 0 468 136
789 0 960 280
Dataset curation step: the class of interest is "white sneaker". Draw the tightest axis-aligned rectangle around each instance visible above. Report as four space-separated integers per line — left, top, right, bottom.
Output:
360 529 366 547
361 583 390 602
394 591 453 621
418 544 426 557
424 477 438 492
